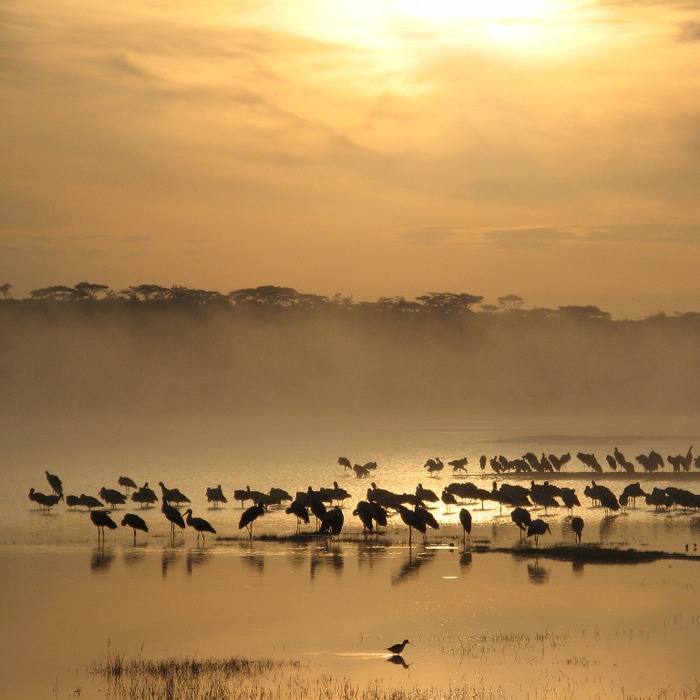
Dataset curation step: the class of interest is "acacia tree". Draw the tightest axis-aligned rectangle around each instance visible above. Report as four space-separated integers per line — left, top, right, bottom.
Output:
497 294 525 311
415 292 484 313
228 286 327 308
558 305 611 320
74 282 110 300
29 285 78 301
0 282 11 299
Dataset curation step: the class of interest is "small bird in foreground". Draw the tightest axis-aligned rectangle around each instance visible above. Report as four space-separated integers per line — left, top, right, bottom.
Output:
387 639 411 655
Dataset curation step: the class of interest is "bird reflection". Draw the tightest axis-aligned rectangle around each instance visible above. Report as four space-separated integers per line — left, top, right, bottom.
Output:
527 559 550 584
238 541 265 572
386 654 410 669
161 547 180 578
391 548 434 586
123 544 147 566
186 548 209 575
90 546 114 572
310 545 344 580
459 550 472 568
599 515 617 542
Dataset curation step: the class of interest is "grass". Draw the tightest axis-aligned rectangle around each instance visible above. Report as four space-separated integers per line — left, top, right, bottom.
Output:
89 651 700 700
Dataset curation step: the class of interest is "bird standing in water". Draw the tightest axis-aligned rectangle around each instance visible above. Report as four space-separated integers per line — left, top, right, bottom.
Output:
571 516 584 544
121 512 148 544
387 639 411 655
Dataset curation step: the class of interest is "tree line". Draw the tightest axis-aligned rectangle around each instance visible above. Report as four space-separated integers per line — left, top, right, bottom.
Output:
1 280 698 322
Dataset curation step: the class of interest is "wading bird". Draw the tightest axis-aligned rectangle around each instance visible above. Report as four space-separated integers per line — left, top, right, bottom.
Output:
90 510 118 543
121 513 148 544
571 516 584 544
184 508 216 543
239 502 266 539
162 501 186 539
45 471 63 496
118 476 138 494
319 506 344 539
459 508 472 545
511 507 531 537
286 500 310 533
205 485 228 508
526 518 551 547
387 639 411 655
99 487 127 508
131 483 158 507
159 482 191 506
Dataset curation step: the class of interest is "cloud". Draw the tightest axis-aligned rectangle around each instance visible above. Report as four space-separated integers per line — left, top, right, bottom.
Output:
678 21 700 41
482 227 579 248
399 226 469 245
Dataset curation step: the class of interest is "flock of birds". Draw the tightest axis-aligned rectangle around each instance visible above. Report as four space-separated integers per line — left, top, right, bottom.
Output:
26 447 700 549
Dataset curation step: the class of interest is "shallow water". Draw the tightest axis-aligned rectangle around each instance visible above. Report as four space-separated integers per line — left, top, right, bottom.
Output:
1 424 699 698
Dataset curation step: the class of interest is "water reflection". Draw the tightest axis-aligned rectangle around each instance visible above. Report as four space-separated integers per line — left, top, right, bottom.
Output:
123 543 147 566
161 547 181 577
310 543 344 580
238 541 265 572
90 546 114 572
599 514 619 542
186 548 209 574
527 559 550 584
386 654 410 669
459 550 472 567
391 548 435 585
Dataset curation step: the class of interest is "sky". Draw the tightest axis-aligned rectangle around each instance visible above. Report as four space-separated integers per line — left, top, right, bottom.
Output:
2 0 700 318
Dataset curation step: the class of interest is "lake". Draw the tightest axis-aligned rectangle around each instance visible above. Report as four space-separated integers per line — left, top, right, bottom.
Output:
1 423 699 699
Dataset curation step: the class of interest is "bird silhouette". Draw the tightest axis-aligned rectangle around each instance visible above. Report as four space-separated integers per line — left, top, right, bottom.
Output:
90 510 118 543
121 512 148 544
205 485 228 508
159 482 191 506
387 639 411 655
45 471 63 496
29 488 62 511
99 487 127 508
511 507 531 537
319 506 344 538
394 504 427 546
285 500 309 533
184 508 216 543
424 457 444 476
131 483 158 507
526 518 551 547
162 501 186 540
448 457 468 473
459 508 472 544
118 476 138 494
239 502 266 538
337 456 352 469
415 483 439 504
307 486 327 529
78 493 104 510
441 488 459 512
571 516 584 544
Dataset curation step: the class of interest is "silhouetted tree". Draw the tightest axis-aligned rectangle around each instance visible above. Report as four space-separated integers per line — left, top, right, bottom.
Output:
29 285 78 301
119 284 171 302
479 304 500 314
0 283 11 299
375 296 421 312
497 294 525 311
228 286 327 308
415 292 484 313
557 305 611 320
74 282 110 300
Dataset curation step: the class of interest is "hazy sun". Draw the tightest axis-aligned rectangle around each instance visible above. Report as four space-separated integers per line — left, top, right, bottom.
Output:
394 0 555 22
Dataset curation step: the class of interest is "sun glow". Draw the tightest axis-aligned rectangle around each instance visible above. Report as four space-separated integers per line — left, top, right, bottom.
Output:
395 0 556 22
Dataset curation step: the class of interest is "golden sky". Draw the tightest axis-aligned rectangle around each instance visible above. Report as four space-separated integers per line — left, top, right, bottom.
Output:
2 0 700 317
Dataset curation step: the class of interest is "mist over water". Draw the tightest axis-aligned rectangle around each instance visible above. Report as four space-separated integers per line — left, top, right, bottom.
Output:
2 304 699 457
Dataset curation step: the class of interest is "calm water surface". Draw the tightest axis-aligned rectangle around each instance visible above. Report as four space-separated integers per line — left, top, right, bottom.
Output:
1 424 699 698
